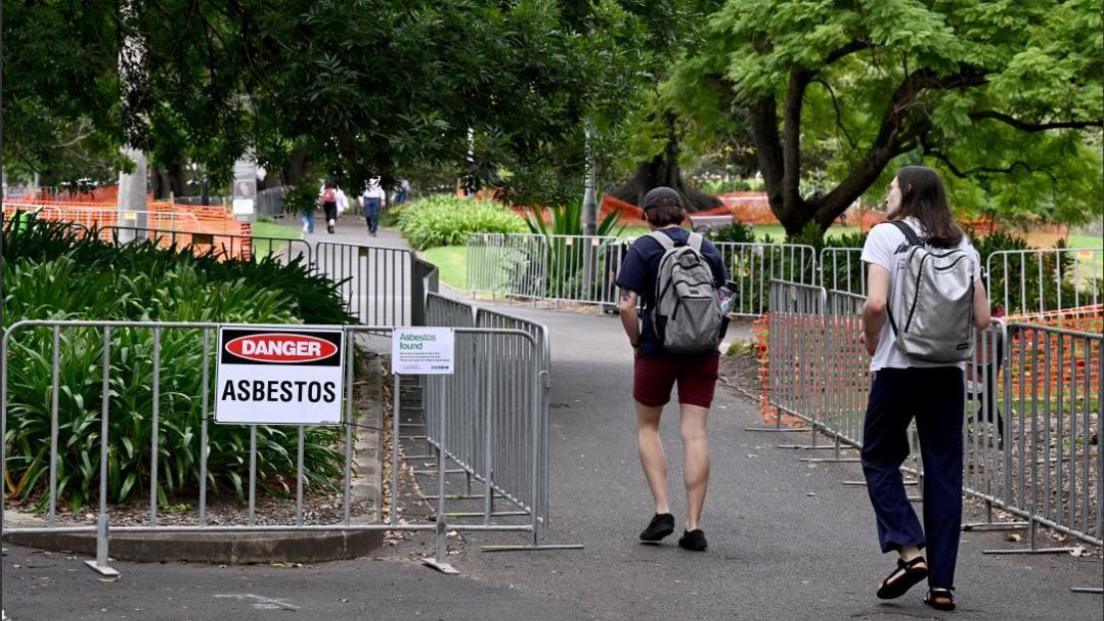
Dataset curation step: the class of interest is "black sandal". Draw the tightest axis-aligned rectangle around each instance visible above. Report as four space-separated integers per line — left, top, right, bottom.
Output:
924 587 955 611
876 556 928 600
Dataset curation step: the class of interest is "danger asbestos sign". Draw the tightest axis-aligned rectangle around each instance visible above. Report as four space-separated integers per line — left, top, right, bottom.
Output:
215 327 345 425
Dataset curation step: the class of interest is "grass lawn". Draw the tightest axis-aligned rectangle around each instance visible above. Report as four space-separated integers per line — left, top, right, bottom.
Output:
618 223 860 242
252 218 300 239
423 246 468 289
249 218 300 259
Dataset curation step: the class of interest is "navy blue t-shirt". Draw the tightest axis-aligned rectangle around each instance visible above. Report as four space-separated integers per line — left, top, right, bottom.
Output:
615 227 729 357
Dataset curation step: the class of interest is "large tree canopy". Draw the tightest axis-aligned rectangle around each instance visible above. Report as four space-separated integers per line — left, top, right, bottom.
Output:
669 0 1104 235
3 0 629 198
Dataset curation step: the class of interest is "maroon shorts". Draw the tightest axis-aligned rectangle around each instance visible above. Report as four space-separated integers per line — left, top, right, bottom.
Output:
633 353 720 408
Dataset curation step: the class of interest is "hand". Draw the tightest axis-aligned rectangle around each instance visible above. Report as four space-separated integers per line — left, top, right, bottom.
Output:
860 332 877 357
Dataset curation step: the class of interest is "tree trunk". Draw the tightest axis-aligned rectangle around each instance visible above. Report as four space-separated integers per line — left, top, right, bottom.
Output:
607 117 720 211
282 142 309 185
167 161 187 198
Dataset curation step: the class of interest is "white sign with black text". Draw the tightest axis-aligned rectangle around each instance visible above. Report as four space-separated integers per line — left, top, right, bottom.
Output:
215 327 345 425
392 328 455 375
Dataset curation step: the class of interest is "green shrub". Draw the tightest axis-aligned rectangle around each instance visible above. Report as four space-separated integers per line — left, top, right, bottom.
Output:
396 195 527 250
708 222 756 244
2 220 350 510
2 219 352 325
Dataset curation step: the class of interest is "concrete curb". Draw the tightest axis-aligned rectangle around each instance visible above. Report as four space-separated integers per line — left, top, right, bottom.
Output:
2 529 383 565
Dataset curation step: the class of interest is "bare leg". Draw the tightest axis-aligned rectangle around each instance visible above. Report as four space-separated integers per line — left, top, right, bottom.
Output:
636 401 669 514
679 404 710 531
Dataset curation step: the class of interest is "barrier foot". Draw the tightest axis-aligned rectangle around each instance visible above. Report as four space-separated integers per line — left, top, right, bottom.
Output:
776 444 837 450
1070 587 1103 594
413 468 467 476
961 521 1028 532
983 547 1079 555
481 543 585 553
422 557 460 574
744 427 811 433
84 559 120 578
841 480 918 487
447 510 529 518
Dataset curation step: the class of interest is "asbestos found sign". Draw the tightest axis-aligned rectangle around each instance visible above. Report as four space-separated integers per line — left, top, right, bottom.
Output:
215 327 345 425
392 328 455 375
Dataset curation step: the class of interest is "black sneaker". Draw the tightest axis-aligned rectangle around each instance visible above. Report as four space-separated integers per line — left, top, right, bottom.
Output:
678 529 707 551
638 513 675 543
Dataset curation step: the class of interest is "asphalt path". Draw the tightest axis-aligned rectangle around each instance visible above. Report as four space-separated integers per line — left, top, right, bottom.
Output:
3 227 1101 620
305 219 413 326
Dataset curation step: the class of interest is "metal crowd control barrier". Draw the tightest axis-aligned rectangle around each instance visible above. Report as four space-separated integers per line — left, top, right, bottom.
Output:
987 248 1103 320
467 233 549 301
420 295 567 553
0 319 549 577
819 247 866 296
314 241 413 326
765 280 1103 550
467 233 816 315
964 322 1102 549
711 242 819 317
767 281 826 431
467 233 627 307
103 225 312 265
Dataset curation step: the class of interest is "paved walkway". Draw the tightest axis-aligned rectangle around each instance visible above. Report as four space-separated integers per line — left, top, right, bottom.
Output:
3 226 1101 620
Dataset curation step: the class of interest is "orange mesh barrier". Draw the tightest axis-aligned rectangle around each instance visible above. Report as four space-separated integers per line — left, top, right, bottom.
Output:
3 198 250 260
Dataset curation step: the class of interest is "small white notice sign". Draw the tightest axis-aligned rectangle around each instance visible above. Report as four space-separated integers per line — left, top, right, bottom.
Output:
392 328 455 375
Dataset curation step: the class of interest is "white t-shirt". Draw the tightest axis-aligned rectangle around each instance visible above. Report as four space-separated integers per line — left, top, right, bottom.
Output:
860 217 982 371
362 179 386 201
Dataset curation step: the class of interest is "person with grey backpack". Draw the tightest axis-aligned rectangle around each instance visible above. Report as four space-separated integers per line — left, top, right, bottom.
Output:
859 166 991 612
615 187 729 552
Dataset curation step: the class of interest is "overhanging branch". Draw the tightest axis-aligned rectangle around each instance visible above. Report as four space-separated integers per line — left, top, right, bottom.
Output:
969 111 1103 132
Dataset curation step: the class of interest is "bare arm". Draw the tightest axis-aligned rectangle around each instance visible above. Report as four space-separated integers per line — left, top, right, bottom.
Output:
618 290 640 352
862 264 891 356
973 277 991 329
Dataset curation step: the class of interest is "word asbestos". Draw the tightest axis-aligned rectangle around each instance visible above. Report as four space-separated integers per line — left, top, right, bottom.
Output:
220 379 338 403
398 332 438 351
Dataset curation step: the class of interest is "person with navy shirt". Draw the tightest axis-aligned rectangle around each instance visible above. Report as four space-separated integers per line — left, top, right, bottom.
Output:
615 187 728 551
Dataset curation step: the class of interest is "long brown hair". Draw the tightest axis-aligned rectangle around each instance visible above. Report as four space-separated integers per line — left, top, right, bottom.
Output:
893 166 963 247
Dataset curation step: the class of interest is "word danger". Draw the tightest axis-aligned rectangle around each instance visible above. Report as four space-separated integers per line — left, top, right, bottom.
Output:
221 379 338 403
225 333 337 364
397 332 437 351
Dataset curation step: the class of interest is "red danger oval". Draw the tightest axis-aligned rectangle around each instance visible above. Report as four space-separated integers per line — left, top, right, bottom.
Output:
226 333 338 364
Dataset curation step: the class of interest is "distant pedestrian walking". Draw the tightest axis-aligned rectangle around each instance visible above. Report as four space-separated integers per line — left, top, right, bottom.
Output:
394 179 410 205
319 180 339 234
362 178 386 236
300 196 316 234
615 186 729 552
859 166 991 612
335 186 350 219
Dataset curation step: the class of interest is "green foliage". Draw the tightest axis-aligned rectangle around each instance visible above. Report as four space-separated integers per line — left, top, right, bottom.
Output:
3 219 352 325
788 222 828 251
396 195 527 250
708 222 756 244
524 199 625 238
2 220 350 510
669 0 1104 233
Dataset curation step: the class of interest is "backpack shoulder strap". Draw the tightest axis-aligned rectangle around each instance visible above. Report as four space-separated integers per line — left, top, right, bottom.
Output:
890 220 924 247
648 231 676 251
687 232 704 253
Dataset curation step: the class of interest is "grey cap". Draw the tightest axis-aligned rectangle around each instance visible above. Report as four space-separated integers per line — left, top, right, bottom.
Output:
642 186 683 210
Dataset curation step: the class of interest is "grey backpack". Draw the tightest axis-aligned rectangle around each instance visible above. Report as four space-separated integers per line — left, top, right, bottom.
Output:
649 231 725 353
888 221 976 363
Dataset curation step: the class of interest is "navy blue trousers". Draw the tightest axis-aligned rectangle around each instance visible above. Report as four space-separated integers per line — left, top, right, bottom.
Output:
861 366 964 589
363 198 382 233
